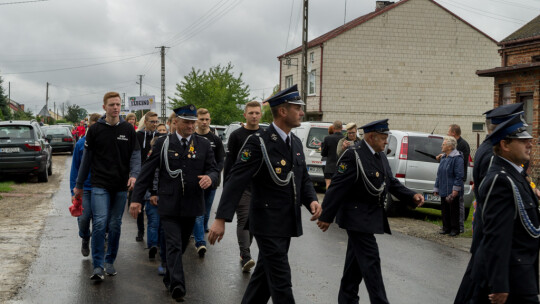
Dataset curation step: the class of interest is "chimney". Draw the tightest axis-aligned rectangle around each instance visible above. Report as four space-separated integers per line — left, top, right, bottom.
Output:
376 1 394 11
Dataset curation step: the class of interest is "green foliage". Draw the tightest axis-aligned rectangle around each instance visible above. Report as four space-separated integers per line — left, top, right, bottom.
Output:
0 76 12 120
13 109 34 120
65 104 87 123
169 62 250 125
0 181 15 193
260 84 280 123
55 119 67 124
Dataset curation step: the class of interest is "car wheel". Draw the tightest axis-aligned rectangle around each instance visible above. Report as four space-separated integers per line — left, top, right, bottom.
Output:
38 168 49 183
47 157 53 176
384 192 405 217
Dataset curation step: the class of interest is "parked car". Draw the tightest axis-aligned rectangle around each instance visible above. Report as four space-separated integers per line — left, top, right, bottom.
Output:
222 122 269 153
384 130 474 216
210 125 227 139
56 123 74 134
292 122 333 187
0 120 52 182
41 126 76 154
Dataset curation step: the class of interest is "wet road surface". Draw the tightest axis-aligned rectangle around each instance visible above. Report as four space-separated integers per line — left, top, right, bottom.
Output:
11 157 471 303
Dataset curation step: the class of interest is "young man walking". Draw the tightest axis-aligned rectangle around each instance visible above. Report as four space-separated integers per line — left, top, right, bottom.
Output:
74 92 141 281
192 108 225 257
222 101 262 272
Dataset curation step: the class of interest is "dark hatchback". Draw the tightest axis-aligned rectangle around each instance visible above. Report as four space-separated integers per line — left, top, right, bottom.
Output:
0 120 52 182
42 126 75 154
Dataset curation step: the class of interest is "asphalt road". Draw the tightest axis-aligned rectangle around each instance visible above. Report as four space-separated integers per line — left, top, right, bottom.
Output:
10 157 470 304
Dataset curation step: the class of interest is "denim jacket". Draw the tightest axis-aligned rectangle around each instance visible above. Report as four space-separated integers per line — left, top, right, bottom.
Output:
434 149 464 197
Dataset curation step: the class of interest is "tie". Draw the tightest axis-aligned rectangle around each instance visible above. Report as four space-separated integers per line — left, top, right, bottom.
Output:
285 136 290 150
181 138 188 153
374 153 381 160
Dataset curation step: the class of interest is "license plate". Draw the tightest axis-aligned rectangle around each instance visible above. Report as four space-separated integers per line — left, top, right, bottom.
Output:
424 193 440 202
52 138 62 143
0 147 20 153
308 166 323 174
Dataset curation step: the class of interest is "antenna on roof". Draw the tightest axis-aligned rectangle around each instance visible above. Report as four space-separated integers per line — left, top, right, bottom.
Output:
430 122 439 135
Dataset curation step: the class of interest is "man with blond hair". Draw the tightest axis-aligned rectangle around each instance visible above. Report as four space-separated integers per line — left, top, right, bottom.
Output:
74 92 141 281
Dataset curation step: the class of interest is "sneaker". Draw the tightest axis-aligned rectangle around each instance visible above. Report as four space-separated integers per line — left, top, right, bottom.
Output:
196 245 206 258
241 255 255 272
104 263 117 276
149 246 158 259
136 231 143 242
81 238 90 257
158 264 166 276
90 267 104 281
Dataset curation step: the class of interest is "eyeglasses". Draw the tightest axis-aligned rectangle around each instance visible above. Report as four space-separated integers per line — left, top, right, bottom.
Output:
149 120 160 124
347 132 356 134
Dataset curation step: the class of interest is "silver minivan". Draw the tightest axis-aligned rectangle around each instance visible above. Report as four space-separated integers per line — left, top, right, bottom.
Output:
384 130 474 216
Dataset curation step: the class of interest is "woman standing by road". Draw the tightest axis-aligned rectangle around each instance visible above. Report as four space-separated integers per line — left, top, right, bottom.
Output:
434 136 464 237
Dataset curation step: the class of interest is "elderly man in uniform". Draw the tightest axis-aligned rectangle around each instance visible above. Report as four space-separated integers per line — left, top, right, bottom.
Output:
455 114 540 304
130 104 219 301
208 84 322 304
317 119 424 304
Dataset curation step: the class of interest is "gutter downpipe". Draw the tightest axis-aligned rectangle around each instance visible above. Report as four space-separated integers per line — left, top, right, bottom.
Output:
319 44 324 114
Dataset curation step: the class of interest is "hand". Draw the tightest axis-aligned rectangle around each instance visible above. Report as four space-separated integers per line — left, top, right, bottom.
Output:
129 202 142 219
535 188 540 199
317 220 331 232
413 193 424 207
433 192 439 196
73 187 83 199
452 190 459 198
198 175 212 189
208 219 225 245
342 141 350 149
488 292 508 304
436 153 443 161
309 201 322 220
150 195 158 206
127 177 136 191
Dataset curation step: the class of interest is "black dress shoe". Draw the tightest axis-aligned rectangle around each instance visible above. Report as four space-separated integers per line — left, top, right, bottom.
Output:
136 231 143 242
171 286 185 301
149 246 158 259
439 230 450 235
449 231 459 237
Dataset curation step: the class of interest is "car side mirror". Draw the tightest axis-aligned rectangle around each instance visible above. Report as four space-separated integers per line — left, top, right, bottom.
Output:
386 148 392 155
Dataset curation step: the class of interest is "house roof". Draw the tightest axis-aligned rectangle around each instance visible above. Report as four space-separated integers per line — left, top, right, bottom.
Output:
278 0 497 59
476 62 540 77
500 14 540 45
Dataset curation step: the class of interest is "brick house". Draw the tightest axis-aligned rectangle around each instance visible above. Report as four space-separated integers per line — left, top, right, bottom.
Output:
477 14 540 179
278 0 500 151
7 98 24 114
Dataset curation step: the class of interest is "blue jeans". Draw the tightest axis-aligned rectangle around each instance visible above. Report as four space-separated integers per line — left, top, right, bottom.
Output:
90 187 127 269
145 201 160 248
193 189 216 247
78 190 92 239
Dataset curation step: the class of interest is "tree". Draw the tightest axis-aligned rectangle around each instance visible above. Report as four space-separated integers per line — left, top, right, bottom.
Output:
261 84 280 123
65 104 87 123
0 75 12 120
169 62 250 125
13 109 34 120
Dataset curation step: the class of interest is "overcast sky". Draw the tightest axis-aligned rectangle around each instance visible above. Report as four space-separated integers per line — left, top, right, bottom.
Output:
1 0 539 115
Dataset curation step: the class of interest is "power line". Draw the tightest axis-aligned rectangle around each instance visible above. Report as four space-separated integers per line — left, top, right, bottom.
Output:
3 52 155 75
284 0 296 53
0 0 47 5
438 0 527 25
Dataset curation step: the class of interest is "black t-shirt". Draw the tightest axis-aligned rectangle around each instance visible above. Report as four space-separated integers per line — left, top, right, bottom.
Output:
224 127 260 180
85 119 140 191
196 131 225 189
137 130 157 164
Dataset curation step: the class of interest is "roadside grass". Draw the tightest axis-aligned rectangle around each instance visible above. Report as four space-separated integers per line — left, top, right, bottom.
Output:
408 206 474 238
0 181 15 192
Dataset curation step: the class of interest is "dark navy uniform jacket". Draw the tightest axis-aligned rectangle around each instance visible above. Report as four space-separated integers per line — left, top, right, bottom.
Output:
472 138 493 200
468 156 540 296
319 140 416 234
132 133 219 218
215 124 318 237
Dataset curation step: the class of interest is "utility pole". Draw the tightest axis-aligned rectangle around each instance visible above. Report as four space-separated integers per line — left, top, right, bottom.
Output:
136 75 144 96
54 102 56 120
156 46 169 122
8 82 10 103
122 92 126 111
301 0 309 118
46 82 49 110
62 103 65 118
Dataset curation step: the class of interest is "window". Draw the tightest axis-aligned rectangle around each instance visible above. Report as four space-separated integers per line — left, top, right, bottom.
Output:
285 75 293 88
520 94 534 133
500 84 512 105
306 127 327 149
310 52 314 63
385 135 397 157
407 136 443 164
472 122 485 132
308 70 316 95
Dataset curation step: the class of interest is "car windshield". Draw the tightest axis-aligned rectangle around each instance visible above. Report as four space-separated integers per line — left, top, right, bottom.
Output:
44 128 70 136
408 136 443 163
0 125 33 139
306 127 328 149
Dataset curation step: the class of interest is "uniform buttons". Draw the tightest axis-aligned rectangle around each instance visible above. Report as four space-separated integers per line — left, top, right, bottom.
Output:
517 258 521 262
265 203 269 207
354 206 357 209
